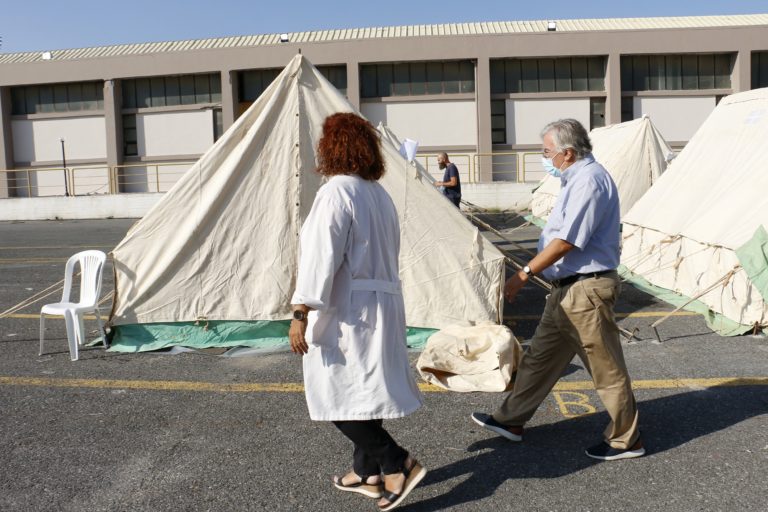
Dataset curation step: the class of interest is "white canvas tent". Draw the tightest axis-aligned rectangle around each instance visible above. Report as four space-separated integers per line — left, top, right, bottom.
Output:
620 88 768 334
530 116 673 222
108 55 505 350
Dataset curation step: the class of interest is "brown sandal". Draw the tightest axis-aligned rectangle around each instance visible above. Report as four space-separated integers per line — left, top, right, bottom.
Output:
332 472 383 499
377 459 427 511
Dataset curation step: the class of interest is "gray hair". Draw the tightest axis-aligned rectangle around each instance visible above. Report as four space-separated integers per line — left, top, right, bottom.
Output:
540 119 592 160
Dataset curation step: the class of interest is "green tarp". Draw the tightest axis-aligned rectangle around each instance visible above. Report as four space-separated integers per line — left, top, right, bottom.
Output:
618 265 753 337
523 214 547 229
735 225 768 304
618 225 768 337
109 321 438 353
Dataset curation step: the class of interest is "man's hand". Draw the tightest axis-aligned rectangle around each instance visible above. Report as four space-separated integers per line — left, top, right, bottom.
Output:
504 270 529 303
289 319 309 355
507 238 575 302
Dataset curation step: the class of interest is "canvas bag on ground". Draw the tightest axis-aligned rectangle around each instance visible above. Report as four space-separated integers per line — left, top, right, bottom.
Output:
416 324 522 392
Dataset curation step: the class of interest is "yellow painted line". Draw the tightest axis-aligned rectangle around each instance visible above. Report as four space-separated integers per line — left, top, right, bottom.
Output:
556 377 768 390
0 376 305 393
1 375 766 394
505 311 697 321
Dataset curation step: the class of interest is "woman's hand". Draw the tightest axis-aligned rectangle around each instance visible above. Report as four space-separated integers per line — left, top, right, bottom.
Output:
289 318 309 355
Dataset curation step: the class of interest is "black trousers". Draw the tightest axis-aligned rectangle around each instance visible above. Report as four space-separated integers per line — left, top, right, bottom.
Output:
333 419 408 476
445 195 461 207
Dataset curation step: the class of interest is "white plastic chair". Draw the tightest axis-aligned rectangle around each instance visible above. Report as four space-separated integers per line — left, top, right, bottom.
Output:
39 250 108 361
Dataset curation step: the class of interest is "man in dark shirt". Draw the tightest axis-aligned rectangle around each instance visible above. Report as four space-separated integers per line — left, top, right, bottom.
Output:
434 152 461 207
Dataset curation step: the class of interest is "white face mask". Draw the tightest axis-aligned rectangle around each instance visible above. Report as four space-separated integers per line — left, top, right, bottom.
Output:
541 152 562 178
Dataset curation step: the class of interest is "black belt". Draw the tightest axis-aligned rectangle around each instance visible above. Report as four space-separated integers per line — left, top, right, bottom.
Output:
550 270 615 288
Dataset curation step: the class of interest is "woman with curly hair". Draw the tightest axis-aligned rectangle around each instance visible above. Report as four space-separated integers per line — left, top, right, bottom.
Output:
289 112 426 511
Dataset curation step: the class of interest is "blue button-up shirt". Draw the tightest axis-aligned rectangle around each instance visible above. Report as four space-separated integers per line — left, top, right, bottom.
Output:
538 153 620 280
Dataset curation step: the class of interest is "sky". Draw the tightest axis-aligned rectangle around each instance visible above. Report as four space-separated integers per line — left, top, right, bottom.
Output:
1 0 766 54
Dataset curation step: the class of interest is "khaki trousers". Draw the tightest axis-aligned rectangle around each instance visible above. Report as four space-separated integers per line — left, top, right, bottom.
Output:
494 272 640 449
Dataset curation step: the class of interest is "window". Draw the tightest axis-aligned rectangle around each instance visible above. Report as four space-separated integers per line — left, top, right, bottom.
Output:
752 52 768 89
409 63 426 95
239 69 281 102
213 109 224 141
538 59 555 92
123 114 138 156
491 100 506 144
359 60 475 98
621 54 733 91
122 73 222 109
10 81 104 115
621 97 634 122
317 65 347 96
490 57 606 94
590 98 606 130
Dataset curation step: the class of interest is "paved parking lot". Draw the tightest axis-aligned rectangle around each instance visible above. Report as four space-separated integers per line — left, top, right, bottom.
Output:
1 218 766 512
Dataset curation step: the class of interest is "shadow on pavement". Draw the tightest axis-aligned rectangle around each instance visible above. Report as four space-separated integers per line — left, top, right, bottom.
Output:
402 386 768 511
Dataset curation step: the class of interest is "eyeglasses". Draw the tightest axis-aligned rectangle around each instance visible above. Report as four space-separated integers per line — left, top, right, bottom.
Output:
541 148 560 158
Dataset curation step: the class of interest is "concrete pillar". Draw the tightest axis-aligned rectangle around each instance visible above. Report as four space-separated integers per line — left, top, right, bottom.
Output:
475 56 492 182
605 53 623 125
0 87 14 197
346 61 360 111
732 49 752 93
103 80 122 194
221 70 238 130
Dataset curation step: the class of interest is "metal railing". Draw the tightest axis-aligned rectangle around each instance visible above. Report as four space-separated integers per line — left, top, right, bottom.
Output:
111 162 194 194
70 165 112 195
1 151 550 200
0 161 196 198
470 152 545 183
0 167 70 198
413 153 473 183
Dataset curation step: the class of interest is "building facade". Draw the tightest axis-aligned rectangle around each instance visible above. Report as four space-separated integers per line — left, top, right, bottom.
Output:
1 14 768 197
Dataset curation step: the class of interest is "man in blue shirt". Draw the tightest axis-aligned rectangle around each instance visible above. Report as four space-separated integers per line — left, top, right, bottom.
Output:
434 152 461 207
471 119 644 461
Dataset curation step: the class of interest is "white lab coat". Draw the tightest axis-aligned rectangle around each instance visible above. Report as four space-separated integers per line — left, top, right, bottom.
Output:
291 175 423 421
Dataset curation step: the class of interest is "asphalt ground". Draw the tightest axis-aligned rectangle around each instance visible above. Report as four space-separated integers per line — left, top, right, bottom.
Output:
1 217 766 512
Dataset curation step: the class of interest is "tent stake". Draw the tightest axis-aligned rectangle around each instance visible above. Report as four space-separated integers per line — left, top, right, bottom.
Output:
652 326 663 344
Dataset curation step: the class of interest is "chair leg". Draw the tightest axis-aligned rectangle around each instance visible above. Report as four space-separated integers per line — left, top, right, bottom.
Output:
39 314 46 356
75 313 86 347
64 310 79 361
94 307 109 349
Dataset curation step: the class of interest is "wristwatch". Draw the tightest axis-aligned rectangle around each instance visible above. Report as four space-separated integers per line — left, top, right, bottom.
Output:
292 310 307 321
522 265 533 277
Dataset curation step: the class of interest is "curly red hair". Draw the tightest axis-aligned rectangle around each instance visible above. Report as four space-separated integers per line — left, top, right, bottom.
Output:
317 113 385 181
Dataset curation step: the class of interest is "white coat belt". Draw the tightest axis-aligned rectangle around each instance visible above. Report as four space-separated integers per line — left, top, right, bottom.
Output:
350 279 402 295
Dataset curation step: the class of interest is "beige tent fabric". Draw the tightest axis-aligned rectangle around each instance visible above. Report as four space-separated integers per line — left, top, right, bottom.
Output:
110 55 505 329
416 324 522 392
621 88 768 329
530 116 672 220
375 123 506 326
